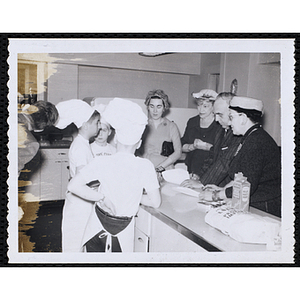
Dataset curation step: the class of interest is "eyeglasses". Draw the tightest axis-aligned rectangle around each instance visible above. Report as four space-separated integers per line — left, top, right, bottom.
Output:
228 113 243 121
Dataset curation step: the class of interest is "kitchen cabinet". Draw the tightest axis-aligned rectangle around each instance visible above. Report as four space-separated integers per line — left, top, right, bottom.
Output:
22 151 41 202
24 148 69 202
134 206 206 252
134 207 151 252
40 149 69 201
134 228 149 252
149 216 206 252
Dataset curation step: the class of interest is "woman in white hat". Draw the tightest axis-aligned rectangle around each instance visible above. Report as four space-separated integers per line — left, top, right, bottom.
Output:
201 96 281 217
138 89 182 173
68 98 161 252
56 99 100 252
181 89 222 176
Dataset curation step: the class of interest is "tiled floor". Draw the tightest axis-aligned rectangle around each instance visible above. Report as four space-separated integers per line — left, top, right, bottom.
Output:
19 200 64 252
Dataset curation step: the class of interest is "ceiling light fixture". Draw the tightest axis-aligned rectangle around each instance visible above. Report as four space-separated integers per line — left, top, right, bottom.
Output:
138 52 172 57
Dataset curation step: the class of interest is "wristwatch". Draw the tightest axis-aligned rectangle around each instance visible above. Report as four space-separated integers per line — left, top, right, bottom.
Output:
155 166 165 173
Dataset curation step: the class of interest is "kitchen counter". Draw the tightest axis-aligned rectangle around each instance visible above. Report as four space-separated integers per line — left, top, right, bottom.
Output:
39 141 71 149
141 183 281 252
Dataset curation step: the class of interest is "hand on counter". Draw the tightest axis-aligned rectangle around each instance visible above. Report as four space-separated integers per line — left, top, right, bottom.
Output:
180 178 203 189
200 185 227 201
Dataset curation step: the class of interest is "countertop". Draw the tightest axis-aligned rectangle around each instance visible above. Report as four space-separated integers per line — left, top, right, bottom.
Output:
141 183 281 252
39 141 71 149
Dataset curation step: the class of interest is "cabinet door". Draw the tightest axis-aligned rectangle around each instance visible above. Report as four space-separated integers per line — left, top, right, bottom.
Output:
149 217 207 252
61 159 70 198
40 158 62 201
21 151 41 202
39 149 69 201
135 207 152 236
134 227 149 252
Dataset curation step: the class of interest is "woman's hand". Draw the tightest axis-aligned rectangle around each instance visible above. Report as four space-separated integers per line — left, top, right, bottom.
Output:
193 139 212 151
181 179 203 189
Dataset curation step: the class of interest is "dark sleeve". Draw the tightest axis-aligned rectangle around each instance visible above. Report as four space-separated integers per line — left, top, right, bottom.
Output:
225 186 233 198
181 118 193 145
197 125 223 178
196 146 215 177
225 142 265 200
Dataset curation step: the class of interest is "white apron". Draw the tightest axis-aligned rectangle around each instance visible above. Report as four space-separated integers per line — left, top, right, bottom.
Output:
61 191 94 252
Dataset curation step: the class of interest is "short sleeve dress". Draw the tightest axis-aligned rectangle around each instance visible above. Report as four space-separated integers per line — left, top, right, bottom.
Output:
139 118 181 169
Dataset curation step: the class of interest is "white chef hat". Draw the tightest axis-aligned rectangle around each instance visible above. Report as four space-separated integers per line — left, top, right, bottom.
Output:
93 104 110 127
102 98 148 145
192 89 218 101
55 99 95 129
230 96 264 113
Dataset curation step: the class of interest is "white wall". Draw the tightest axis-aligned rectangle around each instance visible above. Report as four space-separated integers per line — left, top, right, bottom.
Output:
78 65 191 108
48 53 202 75
219 53 281 145
247 54 281 145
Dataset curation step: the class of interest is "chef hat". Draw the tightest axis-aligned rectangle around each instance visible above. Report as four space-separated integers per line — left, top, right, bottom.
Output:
192 89 218 101
230 96 264 113
102 98 148 145
55 99 95 129
93 104 110 127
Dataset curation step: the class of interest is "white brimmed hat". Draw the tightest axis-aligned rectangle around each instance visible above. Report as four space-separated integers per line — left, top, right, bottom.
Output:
102 98 148 145
230 96 264 112
192 89 218 101
55 99 95 129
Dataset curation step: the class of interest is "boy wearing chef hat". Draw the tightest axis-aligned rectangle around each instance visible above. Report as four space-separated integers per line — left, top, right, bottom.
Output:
68 98 161 252
56 99 100 252
56 99 100 178
90 104 116 157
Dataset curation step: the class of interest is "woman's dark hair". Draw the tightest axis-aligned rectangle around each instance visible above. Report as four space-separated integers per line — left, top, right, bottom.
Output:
31 101 59 130
144 89 171 110
229 106 262 124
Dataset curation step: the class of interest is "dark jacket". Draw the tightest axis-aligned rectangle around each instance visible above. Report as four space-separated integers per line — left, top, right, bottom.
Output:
224 125 281 217
198 128 242 187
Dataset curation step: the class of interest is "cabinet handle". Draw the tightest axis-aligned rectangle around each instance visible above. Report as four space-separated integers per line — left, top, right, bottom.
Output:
58 153 67 155
138 237 144 243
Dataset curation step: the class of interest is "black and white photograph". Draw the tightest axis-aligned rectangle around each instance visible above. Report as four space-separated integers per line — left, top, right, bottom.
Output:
7 38 295 264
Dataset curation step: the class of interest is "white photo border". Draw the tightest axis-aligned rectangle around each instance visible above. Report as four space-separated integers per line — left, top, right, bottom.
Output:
7 38 296 264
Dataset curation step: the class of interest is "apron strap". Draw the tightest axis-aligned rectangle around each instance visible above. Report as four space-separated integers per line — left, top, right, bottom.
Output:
84 205 133 252
85 230 122 252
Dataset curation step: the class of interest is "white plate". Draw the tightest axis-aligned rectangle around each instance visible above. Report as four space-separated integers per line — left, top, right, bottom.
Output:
162 169 189 185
